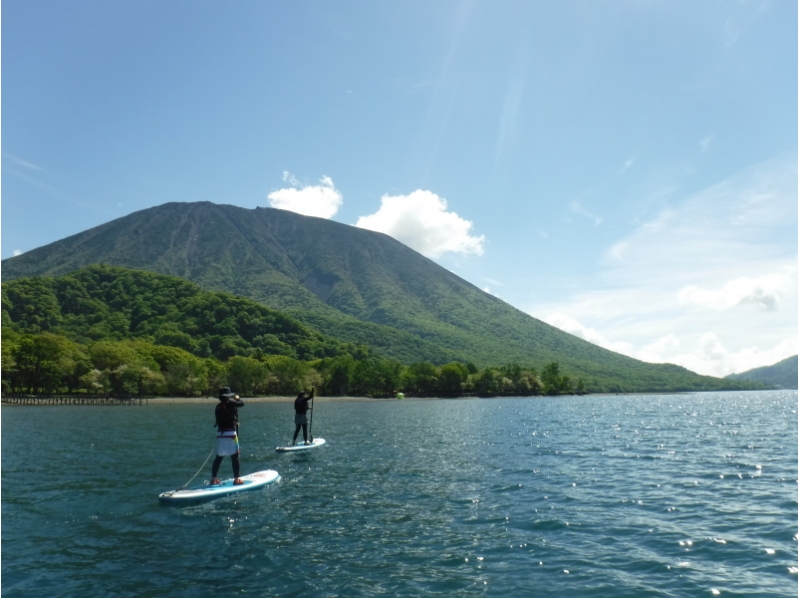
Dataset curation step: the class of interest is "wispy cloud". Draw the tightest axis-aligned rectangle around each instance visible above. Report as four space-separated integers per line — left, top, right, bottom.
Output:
495 35 527 166
678 273 793 312
570 201 603 226
267 173 343 219
622 155 636 173
666 332 797 378
3 154 58 194
699 135 713 153
4 154 47 172
544 313 633 355
2 154 100 212
356 190 485 259
482 277 505 287
528 155 798 376
13 249 23 256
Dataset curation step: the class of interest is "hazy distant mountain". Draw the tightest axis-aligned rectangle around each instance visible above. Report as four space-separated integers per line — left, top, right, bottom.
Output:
0 201 756 392
726 356 798 390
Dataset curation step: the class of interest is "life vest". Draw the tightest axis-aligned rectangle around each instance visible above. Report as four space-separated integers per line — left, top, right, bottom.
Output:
215 401 238 431
294 395 311 415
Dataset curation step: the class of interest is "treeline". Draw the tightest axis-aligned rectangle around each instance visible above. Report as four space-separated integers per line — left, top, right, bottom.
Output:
1 265 584 397
2 265 766 396
1 332 582 398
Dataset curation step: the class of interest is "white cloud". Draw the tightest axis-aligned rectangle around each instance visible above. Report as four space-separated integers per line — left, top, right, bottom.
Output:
543 312 797 378
267 173 342 219
13 249 23 256
636 334 681 364
355 190 485 258
544 313 633 355
545 312 683 364
699 135 713 152
527 155 797 377
678 273 793 312
665 333 797 378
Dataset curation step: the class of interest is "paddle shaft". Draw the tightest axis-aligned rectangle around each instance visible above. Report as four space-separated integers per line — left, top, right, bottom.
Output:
308 394 314 441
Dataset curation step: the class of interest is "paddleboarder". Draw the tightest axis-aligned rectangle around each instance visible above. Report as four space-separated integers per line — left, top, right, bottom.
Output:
211 387 244 485
291 386 314 445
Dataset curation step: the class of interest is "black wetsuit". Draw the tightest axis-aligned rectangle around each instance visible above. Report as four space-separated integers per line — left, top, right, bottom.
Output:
211 397 244 480
292 393 313 444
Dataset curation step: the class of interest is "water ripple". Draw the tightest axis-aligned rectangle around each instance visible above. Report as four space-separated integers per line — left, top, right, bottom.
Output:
2 391 797 597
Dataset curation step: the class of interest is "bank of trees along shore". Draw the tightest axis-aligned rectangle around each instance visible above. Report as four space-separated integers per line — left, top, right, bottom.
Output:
1 332 582 398
2 265 764 396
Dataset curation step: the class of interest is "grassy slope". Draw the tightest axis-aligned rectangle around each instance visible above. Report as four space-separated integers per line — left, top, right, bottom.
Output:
1 201 755 392
726 355 798 390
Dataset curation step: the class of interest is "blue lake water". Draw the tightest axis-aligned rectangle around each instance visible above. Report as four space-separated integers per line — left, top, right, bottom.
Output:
2 391 797 597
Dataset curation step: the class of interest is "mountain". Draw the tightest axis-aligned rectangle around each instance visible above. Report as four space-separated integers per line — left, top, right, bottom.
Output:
726 356 798 390
0 201 755 392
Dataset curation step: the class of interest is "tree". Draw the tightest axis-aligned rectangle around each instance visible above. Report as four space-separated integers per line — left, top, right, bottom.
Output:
516 370 542 396
203 358 227 394
154 327 197 353
112 362 163 395
475 368 501 396
2 337 17 393
12 333 76 393
263 355 308 395
402 361 437 395
227 356 268 395
374 359 403 396
316 355 356 396
438 362 468 395
351 359 377 396
541 362 573 395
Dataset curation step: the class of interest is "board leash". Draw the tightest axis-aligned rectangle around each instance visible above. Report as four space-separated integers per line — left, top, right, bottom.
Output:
180 445 217 489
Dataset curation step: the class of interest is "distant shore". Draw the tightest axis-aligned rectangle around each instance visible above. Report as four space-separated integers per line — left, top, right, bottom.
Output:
146 396 401 404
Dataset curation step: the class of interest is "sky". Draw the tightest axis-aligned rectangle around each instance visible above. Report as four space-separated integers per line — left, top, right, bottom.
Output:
2 0 797 377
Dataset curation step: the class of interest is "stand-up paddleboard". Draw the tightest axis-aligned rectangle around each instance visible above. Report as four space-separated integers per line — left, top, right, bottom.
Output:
275 438 326 452
158 469 280 505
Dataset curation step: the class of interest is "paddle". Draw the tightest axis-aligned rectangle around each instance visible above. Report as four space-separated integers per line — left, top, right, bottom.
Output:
308 386 315 443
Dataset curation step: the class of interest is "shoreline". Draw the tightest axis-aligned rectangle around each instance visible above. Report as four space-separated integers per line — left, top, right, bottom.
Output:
146 396 401 404
3 389 785 407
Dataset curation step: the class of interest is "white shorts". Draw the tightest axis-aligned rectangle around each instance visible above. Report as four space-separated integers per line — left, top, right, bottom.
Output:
216 431 239 456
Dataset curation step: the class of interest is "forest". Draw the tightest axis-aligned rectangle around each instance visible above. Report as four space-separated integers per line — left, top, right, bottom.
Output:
1 331 581 398
1 265 763 397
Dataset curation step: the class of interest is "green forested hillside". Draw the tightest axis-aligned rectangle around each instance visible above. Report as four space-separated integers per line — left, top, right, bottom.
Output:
2 265 358 361
726 355 798 389
1 202 761 393
3 266 763 396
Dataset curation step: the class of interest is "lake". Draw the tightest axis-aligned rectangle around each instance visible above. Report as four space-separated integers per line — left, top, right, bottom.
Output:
2 391 797 597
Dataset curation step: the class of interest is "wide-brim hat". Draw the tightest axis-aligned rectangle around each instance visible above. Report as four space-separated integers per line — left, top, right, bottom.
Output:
218 387 236 400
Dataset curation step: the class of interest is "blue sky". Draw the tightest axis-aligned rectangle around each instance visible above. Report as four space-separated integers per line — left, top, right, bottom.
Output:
2 0 797 377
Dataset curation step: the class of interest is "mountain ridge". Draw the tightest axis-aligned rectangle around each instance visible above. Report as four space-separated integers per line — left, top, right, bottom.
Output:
726 355 798 390
1 201 749 392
